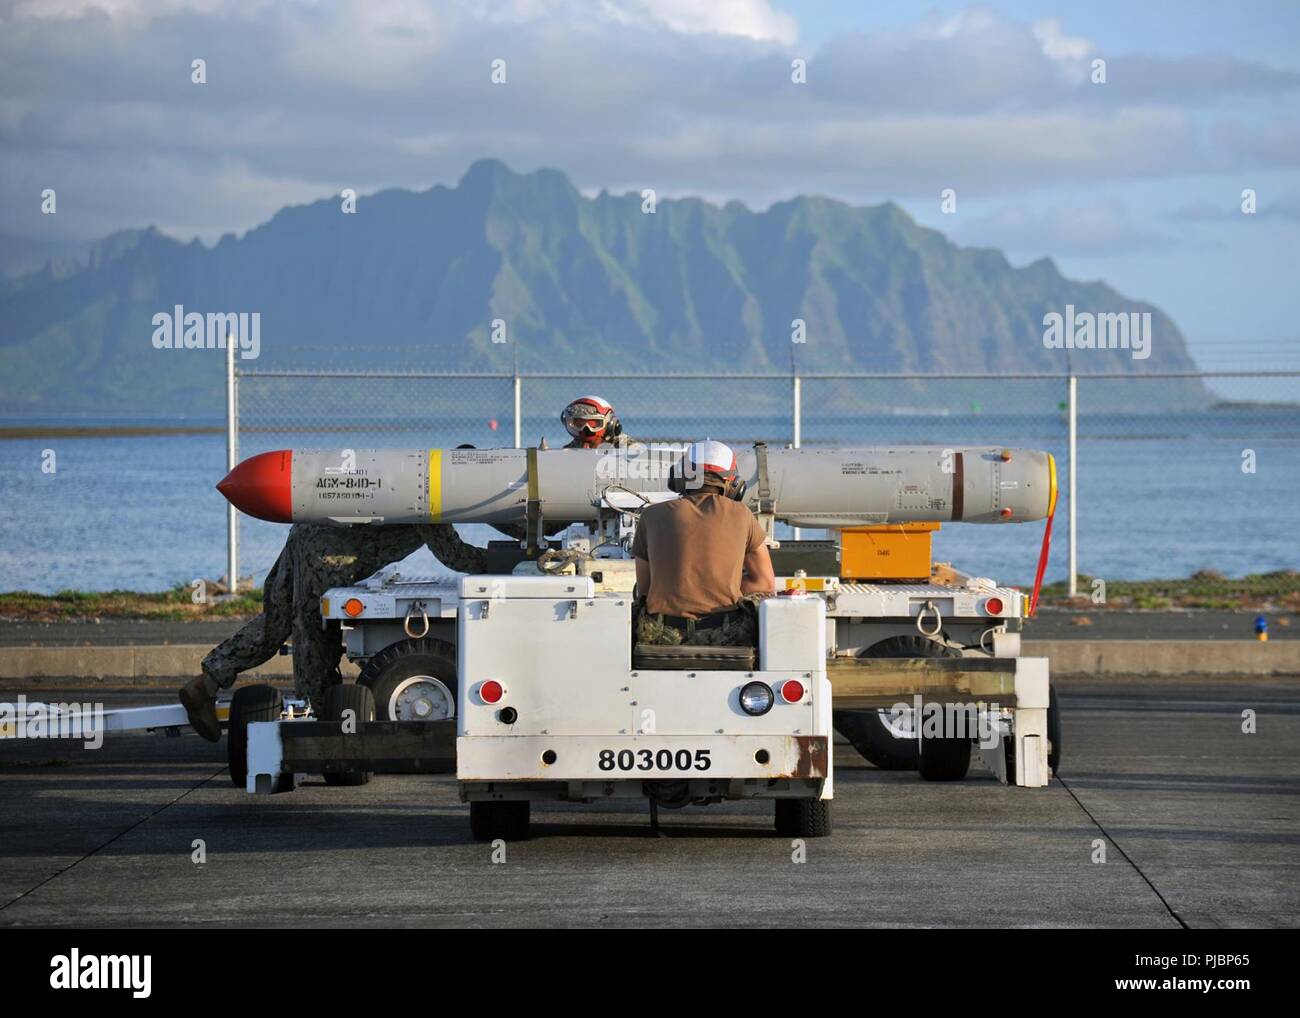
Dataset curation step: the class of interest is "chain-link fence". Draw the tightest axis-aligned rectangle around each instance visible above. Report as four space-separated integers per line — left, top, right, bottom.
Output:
232 368 1300 604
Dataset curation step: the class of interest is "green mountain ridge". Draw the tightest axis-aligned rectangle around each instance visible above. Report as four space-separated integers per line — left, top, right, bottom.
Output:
0 158 1207 415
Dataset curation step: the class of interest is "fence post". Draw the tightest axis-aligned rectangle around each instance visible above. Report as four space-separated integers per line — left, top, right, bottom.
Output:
513 373 522 450
225 334 239 595
791 374 802 540
1067 374 1077 598
792 374 802 449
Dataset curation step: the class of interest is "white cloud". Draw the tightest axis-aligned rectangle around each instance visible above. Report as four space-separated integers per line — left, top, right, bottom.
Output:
623 0 797 44
0 2 1295 245
1032 17 1091 64
956 200 1182 257
10 0 240 19
281 0 445 88
931 7 999 40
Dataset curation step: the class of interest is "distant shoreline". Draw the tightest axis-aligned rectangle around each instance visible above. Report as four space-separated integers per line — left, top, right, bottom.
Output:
0 425 224 439
0 423 467 439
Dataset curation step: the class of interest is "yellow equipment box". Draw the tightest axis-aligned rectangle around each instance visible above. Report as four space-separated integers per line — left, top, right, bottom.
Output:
839 522 939 581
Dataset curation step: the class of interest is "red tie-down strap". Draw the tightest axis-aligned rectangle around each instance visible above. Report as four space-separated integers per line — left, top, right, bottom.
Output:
1028 495 1056 618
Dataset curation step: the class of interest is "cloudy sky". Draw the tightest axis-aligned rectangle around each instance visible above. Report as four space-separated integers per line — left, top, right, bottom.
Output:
2 0 1297 371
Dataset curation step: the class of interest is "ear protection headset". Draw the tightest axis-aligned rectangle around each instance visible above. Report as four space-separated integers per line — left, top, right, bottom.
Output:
668 441 746 501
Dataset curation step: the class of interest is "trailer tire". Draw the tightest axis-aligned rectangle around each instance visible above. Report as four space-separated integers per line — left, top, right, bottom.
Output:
774 798 832 838
227 684 283 788
320 683 375 787
918 731 972 781
470 800 530 841
1047 683 1062 776
358 637 457 722
835 636 962 771
832 709 918 771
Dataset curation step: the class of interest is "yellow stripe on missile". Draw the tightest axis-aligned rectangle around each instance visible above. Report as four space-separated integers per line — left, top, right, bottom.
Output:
1046 452 1058 517
428 448 442 522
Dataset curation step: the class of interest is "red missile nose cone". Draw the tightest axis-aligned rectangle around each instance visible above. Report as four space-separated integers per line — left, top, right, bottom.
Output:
217 450 293 523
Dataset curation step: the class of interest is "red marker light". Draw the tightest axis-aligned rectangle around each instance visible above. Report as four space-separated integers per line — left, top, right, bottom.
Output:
999 507 1014 519
479 680 504 704
781 679 805 703
985 597 1004 616
217 450 294 523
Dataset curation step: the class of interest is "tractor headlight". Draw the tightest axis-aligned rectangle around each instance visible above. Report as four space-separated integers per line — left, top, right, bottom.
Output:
739 681 774 717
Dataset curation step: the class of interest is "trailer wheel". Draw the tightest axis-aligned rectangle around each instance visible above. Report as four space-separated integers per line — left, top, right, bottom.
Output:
1007 684 1061 782
319 683 375 787
774 798 832 838
835 636 962 771
832 708 918 771
1047 684 1062 776
358 637 457 722
469 801 530 841
227 684 283 788
918 732 972 781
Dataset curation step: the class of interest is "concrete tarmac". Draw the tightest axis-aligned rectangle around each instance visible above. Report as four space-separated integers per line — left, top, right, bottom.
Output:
0 677 1296 928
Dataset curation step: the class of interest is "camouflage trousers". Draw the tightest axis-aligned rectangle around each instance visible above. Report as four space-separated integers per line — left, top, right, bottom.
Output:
633 594 767 647
201 523 487 709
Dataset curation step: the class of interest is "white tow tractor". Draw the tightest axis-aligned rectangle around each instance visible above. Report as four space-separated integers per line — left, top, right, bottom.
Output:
452 574 833 839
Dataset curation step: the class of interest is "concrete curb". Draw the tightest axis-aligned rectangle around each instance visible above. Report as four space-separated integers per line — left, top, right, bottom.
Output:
1021 640 1300 677
0 645 358 684
0 641 1296 684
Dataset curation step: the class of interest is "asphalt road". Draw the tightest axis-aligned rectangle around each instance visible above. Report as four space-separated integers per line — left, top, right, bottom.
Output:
0 610 1294 647
0 677 1296 928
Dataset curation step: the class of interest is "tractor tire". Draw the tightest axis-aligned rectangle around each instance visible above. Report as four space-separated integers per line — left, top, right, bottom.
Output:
469 800 530 841
774 798 833 838
319 683 375 787
358 637 457 722
835 635 962 771
227 684 283 788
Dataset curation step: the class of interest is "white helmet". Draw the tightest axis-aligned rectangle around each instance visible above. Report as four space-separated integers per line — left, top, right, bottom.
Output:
672 440 744 499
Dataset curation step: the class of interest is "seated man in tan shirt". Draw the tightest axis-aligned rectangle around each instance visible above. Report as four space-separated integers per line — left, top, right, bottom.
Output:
630 440 776 646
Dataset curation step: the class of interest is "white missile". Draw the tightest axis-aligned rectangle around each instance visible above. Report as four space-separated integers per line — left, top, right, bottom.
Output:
217 444 1056 529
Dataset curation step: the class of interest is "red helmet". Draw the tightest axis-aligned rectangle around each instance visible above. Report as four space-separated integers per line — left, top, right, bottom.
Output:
561 395 616 440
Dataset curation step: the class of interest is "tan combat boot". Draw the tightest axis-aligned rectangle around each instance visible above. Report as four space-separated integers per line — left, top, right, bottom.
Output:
179 676 222 742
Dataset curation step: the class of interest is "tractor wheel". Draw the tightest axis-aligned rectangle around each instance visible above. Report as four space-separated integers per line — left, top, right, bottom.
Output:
358 637 457 722
320 683 375 787
227 684 283 788
774 798 832 838
469 801 530 841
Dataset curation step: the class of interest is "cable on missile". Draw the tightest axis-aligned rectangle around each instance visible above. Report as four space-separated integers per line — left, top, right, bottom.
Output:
1027 452 1060 617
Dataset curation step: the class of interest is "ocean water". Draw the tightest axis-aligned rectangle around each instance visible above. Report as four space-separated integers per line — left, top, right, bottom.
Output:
1 411 1297 593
